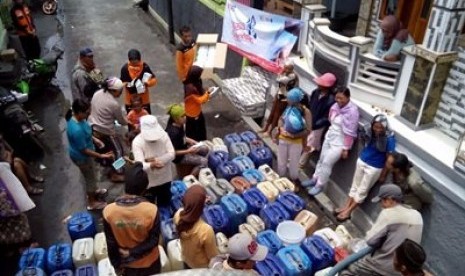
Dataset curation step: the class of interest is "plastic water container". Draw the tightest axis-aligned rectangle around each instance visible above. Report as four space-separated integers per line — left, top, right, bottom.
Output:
247 214 265 232
239 223 258 238
229 142 251 159
216 161 241 181
301 235 335 271
159 206 173 222
257 181 279 202
294 210 319 236
334 246 350 263
248 139 265 151
19 248 46 270
314 228 344 249
170 180 187 197
260 202 291 230
216 232 229 254
242 187 268 214
242 168 266 185
46 243 73 273
276 245 312 276
51 270 73 276
67 212 96 241
167 239 184 271
276 221 306 246
258 164 280 181
220 194 248 234
250 147 273 168
183 175 202 188
203 205 230 234
216 178 235 195
15 268 46 276
203 140 214 152
276 191 306 218
93 232 108 263
230 176 251 194
348 238 369 254
224 133 243 148
75 264 97 275
256 230 283 255
232 156 255 172
161 219 179 247
272 177 296 193
239 130 258 143
208 150 229 173
255 253 286 276
158 245 171 273
72 238 95 267
335 225 353 249
212 137 226 149
205 185 220 204
97 258 116 276
199 168 216 186
171 194 184 213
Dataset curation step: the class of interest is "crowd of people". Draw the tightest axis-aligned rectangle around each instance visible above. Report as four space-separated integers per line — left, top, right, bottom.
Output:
0 4 435 275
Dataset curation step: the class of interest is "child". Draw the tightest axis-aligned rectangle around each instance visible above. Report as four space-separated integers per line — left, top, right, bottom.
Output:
126 95 149 132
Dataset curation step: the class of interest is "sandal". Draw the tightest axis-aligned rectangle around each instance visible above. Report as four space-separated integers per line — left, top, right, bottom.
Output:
27 186 44 195
87 201 107 211
336 214 352 222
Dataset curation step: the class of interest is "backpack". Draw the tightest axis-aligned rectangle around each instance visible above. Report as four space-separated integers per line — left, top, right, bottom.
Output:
282 106 306 134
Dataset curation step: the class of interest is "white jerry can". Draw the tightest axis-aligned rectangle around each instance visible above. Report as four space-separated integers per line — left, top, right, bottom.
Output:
239 223 258 238
294 210 319 235
314 227 344 248
183 175 202 188
158 245 171 273
247 214 265 232
257 181 279 202
216 232 229 254
272 177 295 192
198 168 216 187
93 232 108 262
258 164 280 181
167 239 184 271
98 258 117 276
212 137 228 152
72 237 95 267
335 224 353 249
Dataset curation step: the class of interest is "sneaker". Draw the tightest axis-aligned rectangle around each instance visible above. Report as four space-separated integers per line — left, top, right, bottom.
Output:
308 185 323 196
301 178 317 188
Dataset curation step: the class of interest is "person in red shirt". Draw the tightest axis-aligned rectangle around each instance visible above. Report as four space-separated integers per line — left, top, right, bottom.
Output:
10 0 41 60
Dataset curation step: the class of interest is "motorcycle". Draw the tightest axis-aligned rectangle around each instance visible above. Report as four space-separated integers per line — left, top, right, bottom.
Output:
42 0 58 15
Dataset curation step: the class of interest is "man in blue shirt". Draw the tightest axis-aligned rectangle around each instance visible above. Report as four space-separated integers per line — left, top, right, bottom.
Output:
67 99 113 210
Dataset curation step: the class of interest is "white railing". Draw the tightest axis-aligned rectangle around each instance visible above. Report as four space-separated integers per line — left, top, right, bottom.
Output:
312 19 351 66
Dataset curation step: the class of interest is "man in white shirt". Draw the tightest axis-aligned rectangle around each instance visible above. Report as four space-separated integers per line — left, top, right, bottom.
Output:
132 115 175 208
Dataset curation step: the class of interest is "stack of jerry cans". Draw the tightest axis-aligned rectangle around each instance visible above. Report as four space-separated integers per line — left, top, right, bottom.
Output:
256 230 283 254
276 191 306 218
260 201 291 230
242 168 265 185
301 235 335 272
72 237 94 267
93 232 108 262
203 205 230 235
255 253 286 276
276 245 312 276
220 194 248 235
242 187 268 215
67 212 96 241
46 243 73 273
19 248 46 271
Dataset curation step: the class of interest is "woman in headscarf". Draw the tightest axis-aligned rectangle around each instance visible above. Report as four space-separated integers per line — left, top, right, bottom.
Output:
373 15 414 62
120 49 157 114
173 185 219 268
307 87 359 196
165 104 209 176
183 66 213 142
335 114 396 221
276 88 312 184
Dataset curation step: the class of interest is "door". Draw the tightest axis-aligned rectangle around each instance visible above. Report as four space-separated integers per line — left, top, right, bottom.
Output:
379 0 433 43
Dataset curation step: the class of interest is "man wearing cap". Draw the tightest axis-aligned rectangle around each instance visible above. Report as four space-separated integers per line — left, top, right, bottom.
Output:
71 48 104 103
103 162 161 275
209 233 268 273
132 115 175 208
340 184 423 276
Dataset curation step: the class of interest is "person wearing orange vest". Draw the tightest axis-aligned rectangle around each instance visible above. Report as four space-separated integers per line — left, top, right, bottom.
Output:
10 0 41 60
176 26 196 83
103 162 161 275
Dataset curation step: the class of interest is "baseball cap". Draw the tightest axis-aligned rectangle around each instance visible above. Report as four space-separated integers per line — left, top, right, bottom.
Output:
106 77 124 91
228 233 268 261
372 184 403 203
313 73 337 88
79 47 93 57
140 115 165 141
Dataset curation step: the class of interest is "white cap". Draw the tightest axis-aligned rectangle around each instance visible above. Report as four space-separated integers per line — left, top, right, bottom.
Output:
140 115 164 141
227 233 268 261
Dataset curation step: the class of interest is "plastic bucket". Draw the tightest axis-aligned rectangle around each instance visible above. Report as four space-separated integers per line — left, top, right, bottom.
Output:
276 221 306 246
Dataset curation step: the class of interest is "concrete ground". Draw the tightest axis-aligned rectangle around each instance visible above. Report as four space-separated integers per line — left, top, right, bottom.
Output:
4 0 359 274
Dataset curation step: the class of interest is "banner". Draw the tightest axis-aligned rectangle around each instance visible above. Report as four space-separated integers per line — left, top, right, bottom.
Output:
222 0 303 73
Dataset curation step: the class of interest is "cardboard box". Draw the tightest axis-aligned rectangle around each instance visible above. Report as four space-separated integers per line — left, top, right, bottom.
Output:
195 34 227 79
